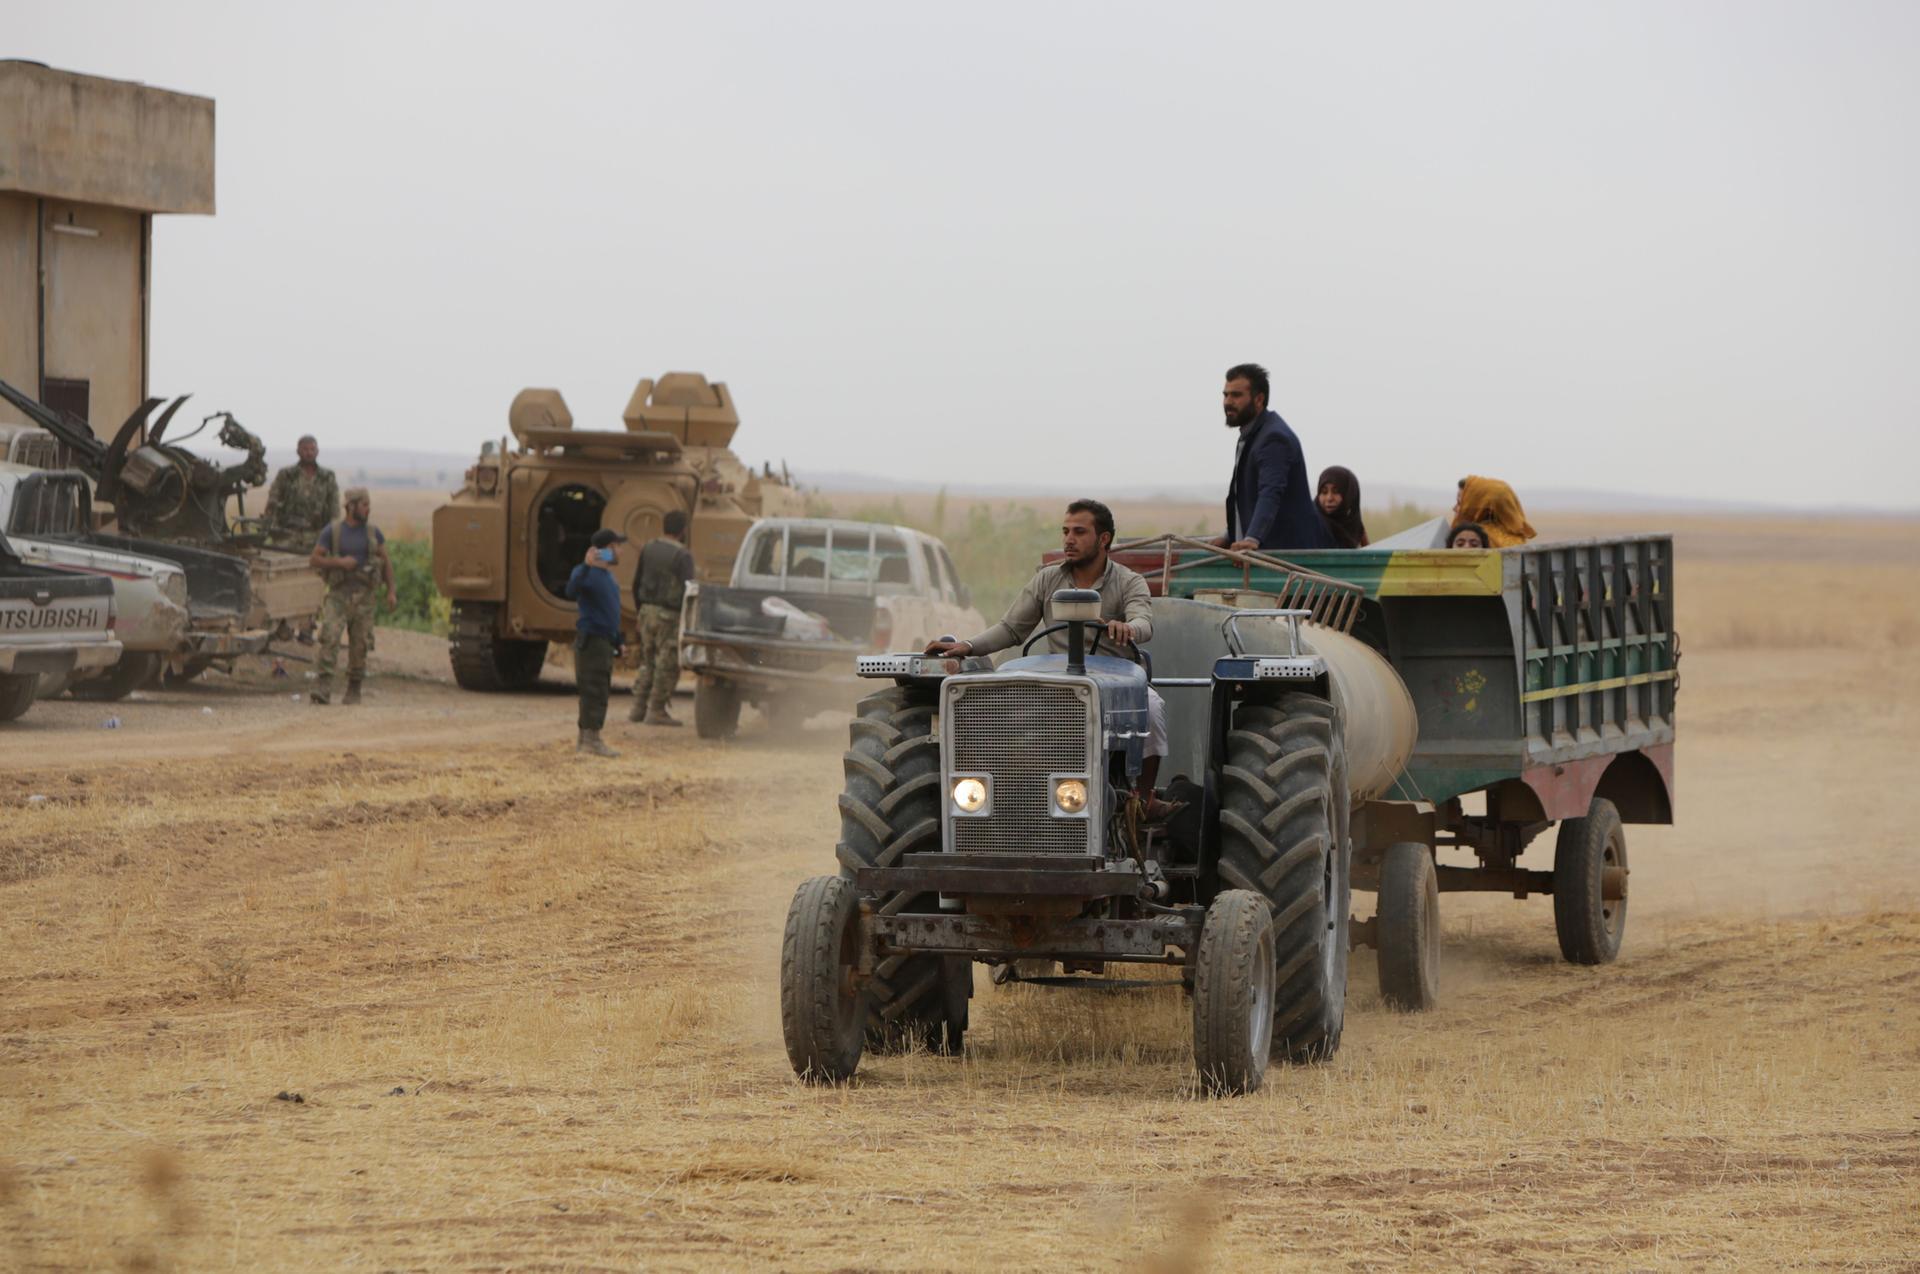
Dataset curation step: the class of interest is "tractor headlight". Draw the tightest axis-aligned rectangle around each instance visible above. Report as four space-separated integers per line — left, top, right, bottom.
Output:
1052 778 1088 815
951 776 989 815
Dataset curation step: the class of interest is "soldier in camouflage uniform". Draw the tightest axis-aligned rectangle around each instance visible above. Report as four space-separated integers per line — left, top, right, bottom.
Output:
627 510 695 727
308 487 396 706
265 435 341 543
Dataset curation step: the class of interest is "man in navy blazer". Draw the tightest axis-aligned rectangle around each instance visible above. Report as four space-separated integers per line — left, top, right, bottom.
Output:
1216 363 1333 553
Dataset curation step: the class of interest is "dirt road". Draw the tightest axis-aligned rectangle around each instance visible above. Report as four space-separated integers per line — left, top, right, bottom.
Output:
3 552 1918 1269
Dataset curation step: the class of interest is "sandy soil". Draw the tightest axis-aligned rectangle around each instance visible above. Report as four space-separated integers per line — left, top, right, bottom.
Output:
2 519 1917 1271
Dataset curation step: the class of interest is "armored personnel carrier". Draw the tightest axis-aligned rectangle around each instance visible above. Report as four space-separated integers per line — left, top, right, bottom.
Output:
432 372 801 692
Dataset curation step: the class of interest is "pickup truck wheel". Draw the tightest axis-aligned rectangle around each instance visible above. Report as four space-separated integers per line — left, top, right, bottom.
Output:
71 652 163 701
694 679 741 739
836 684 966 1054
1192 889 1276 1095
1217 693 1351 1064
780 875 866 1083
0 674 35 723
448 601 546 691
1375 842 1441 1011
1554 798 1628 965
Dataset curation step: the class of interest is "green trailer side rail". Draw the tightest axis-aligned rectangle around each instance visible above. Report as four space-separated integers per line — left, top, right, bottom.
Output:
1109 533 1677 824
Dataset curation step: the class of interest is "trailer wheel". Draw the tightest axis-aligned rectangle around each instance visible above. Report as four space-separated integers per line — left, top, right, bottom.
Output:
1192 889 1276 1096
1218 692 1351 1063
1553 798 1628 965
780 875 866 1084
836 684 966 1053
448 601 547 691
1376 842 1440 1010
0 674 36 723
694 679 742 739
70 652 163 702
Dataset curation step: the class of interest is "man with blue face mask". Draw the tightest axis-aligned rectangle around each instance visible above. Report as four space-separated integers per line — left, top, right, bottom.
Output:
567 527 627 757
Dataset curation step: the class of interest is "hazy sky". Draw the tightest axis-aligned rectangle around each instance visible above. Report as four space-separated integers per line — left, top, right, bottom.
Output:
16 1 1918 509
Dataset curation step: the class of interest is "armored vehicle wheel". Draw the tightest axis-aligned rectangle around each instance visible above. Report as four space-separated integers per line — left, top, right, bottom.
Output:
71 652 162 702
1376 842 1440 1011
162 655 214 687
694 679 742 739
1218 692 1351 1064
836 684 967 1053
1554 798 1628 965
780 875 866 1083
0 674 35 723
1192 889 1276 1096
449 602 547 691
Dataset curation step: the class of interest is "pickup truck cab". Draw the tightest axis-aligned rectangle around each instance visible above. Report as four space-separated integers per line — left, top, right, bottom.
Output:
0 530 120 722
0 465 191 698
680 517 983 737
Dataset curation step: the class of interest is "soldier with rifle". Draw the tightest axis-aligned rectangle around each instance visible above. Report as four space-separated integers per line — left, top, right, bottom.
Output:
308 487 396 705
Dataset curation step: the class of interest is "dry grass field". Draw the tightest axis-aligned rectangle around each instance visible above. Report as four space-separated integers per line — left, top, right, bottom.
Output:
2 511 1918 1271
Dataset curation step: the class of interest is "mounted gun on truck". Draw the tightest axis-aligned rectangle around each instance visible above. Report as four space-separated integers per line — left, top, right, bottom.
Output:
0 378 322 682
782 529 1675 1094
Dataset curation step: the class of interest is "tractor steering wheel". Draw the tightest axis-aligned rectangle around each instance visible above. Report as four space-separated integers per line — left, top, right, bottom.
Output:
1020 619 1109 660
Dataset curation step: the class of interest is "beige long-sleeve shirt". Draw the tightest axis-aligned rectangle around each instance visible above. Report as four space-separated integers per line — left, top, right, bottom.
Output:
963 558 1154 658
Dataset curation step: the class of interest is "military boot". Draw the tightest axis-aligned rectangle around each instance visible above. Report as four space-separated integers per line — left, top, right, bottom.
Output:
643 706 682 728
309 691 331 706
577 729 619 758
626 696 647 723
342 682 363 706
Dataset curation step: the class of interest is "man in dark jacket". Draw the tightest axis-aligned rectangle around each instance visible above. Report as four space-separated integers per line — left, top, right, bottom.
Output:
1216 363 1332 553
565 528 627 758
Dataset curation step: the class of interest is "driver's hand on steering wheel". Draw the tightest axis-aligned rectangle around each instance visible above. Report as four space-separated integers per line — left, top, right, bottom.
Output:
924 638 972 657
1104 619 1135 646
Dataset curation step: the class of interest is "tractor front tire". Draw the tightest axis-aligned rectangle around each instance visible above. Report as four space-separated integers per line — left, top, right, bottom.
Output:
1192 890 1277 1096
1376 841 1441 1011
695 679 742 739
836 684 967 1053
1554 798 1628 965
449 602 546 691
1217 692 1351 1064
780 875 866 1084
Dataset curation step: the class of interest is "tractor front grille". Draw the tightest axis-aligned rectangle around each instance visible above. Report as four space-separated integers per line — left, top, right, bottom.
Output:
945 678 1094 855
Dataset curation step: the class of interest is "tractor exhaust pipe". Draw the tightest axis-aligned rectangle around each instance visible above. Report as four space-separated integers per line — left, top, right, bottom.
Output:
1051 588 1101 676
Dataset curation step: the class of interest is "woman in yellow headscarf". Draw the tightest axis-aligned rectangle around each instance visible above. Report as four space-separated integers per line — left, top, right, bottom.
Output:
1453 475 1537 547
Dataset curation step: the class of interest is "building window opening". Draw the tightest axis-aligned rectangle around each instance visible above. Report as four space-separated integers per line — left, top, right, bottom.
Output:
535 483 606 598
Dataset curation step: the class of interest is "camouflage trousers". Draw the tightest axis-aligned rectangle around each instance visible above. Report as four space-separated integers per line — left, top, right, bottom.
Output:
631 604 682 716
315 585 375 688
575 633 616 731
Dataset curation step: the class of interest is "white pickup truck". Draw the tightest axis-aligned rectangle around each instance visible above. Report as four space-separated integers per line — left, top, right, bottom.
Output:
679 517 983 737
0 530 121 722
0 464 192 699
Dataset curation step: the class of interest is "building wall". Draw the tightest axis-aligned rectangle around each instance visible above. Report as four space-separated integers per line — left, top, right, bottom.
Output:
41 201 146 436
0 197 149 437
0 194 36 416
0 62 214 215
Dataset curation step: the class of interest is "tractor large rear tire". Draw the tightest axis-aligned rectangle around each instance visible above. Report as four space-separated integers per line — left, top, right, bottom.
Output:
1554 798 1628 965
694 678 742 739
1192 889 1277 1096
70 652 162 702
780 875 866 1083
835 684 967 1054
1217 691 1351 1064
0 674 36 723
449 601 547 692
1376 841 1441 1011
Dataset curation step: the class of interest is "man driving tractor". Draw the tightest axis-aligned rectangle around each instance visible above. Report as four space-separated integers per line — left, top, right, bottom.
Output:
924 498 1173 817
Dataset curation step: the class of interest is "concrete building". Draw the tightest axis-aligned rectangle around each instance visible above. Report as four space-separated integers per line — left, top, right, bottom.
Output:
0 60 214 440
